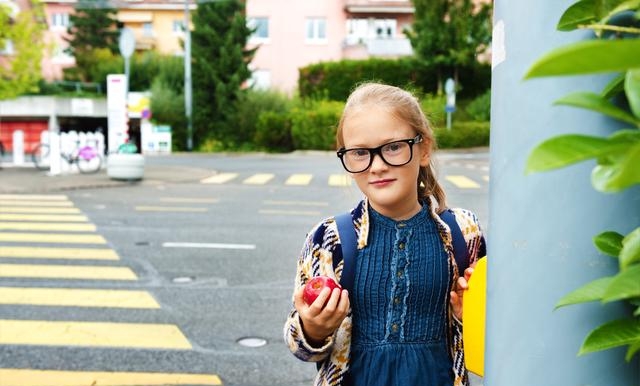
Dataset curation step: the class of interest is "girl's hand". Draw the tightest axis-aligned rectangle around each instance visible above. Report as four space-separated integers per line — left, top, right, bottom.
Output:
294 285 350 346
450 264 475 321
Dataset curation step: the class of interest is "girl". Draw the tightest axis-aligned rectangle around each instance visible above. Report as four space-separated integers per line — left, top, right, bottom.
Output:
284 83 485 386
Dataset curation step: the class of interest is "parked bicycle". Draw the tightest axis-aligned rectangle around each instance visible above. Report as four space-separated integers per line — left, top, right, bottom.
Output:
32 142 102 174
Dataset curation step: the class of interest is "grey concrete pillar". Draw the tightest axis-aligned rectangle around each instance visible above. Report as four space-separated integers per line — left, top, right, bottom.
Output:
487 1 640 385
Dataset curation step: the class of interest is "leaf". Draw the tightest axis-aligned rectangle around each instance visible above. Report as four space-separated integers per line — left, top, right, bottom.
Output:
558 0 597 31
524 39 640 79
579 318 640 355
602 0 640 25
602 73 626 99
591 137 640 192
602 264 640 302
625 69 640 119
526 134 628 173
554 91 640 126
620 227 640 268
626 340 640 362
556 276 613 309
594 231 624 257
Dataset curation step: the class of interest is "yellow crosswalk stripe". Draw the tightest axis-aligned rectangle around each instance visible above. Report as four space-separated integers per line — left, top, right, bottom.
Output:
0 194 68 200
445 175 481 189
0 222 96 232
0 287 160 308
0 214 88 222
0 369 222 386
135 206 208 212
0 207 81 214
0 320 191 349
0 200 74 207
200 173 238 184
0 246 118 260
159 197 219 203
0 264 137 280
243 173 274 185
0 232 106 244
285 174 313 185
328 174 352 186
482 175 490 181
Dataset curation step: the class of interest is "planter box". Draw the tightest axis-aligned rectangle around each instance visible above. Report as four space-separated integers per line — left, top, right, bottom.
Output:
107 153 145 180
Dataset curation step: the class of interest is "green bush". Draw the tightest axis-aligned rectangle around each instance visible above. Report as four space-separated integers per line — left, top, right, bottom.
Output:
421 94 447 127
434 121 490 149
234 89 293 148
254 111 293 152
290 100 344 150
465 89 491 121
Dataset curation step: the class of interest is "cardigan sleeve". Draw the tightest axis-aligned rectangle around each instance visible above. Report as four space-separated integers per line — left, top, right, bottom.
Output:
450 208 486 267
283 218 340 363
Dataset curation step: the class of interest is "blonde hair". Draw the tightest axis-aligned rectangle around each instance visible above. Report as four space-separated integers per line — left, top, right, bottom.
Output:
335 82 447 213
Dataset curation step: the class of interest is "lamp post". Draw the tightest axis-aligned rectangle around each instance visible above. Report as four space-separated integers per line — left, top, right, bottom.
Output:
184 0 193 151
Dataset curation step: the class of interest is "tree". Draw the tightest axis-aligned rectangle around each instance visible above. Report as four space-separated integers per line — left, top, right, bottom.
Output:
0 2 45 99
65 0 120 82
191 0 256 148
408 0 492 93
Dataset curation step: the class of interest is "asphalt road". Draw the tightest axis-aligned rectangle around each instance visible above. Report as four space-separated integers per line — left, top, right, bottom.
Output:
0 150 489 386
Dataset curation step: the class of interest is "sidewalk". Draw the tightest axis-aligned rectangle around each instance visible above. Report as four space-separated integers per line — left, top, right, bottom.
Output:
0 163 215 194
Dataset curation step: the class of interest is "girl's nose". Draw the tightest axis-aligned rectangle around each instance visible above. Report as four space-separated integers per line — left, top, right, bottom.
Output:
369 152 388 172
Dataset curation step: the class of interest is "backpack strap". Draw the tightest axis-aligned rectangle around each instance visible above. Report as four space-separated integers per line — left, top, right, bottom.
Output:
333 208 470 295
439 208 469 275
334 212 357 292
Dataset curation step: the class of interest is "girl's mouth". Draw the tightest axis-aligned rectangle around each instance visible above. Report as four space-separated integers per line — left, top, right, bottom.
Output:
370 178 396 187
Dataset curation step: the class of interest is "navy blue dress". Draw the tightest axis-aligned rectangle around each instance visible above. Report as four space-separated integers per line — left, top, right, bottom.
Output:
346 205 453 386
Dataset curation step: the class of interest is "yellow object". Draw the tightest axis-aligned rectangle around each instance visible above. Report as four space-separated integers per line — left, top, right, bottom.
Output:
463 256 487 376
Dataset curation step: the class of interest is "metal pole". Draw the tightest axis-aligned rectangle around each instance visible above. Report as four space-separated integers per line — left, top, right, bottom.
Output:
184 0 193 151
486 1 640 384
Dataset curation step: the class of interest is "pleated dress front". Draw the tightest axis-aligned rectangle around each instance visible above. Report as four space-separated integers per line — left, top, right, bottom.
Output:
344 205 453 386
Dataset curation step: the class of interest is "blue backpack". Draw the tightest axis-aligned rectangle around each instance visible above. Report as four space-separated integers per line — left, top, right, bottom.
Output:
332 209 470 292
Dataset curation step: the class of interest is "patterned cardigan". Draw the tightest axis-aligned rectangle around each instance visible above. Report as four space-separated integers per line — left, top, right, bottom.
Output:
284 197 486 386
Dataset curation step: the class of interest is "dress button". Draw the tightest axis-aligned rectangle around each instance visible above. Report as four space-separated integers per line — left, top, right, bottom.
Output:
398 223 406 228
396 269 403 277
394 297 400 305
391 324 398 332
398 242 405 250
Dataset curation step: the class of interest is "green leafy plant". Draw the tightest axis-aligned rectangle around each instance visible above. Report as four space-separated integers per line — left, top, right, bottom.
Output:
524 0 640 360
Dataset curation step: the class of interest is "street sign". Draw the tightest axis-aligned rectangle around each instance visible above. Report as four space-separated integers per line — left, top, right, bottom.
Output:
118 28 135 58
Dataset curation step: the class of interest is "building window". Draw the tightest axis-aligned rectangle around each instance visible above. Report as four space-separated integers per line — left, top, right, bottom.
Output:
142 22 153 37
249 69 271 90
172 20 185 33
248 17 269 42
51 13 70 29
306 18 327 43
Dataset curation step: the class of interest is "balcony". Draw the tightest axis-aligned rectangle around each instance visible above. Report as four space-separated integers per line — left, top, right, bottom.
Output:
343 37 413 59
344 0 414 14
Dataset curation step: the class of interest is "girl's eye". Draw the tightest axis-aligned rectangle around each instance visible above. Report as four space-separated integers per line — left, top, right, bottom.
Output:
351 149 369 158
384 142 403 153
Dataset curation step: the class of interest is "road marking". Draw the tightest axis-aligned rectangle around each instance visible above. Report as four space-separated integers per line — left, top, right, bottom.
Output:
135 206 208 212
0 369 222 386
263 200 329 207
285 174 313 185
0 320 191 349
445 175 481 189
0 246 119 260
163 242 255 250
159 197 219 203
0 287 160 308
259 209 322 216
0 232 106 244
200 173 238 184
482 175 490 181
0 264 137 280
0 200 74 207
328 174 352 186
0 194 68 200
0 207 81 214
0 222 96 232
243 173 274 185
0 213 88 222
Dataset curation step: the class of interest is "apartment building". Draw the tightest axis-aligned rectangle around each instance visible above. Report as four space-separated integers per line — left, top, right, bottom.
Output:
34 0 414 92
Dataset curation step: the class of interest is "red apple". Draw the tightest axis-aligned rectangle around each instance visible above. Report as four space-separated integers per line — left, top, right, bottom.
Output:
303 276 342 305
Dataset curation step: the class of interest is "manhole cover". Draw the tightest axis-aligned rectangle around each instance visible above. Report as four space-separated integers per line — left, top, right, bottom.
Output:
135 241 150 246
172 276 195 284
237 337 267 348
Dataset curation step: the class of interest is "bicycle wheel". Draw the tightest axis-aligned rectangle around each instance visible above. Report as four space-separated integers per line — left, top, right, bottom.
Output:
32 143 51 170
76 146 102 174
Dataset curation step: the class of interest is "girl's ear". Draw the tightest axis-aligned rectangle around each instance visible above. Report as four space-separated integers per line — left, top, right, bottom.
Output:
419 138 431 167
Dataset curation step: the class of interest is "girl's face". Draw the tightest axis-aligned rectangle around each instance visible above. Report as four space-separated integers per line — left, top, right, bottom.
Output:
341 107 430 220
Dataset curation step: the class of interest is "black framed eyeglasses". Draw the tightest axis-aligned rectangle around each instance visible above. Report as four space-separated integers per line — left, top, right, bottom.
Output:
336 134 423 173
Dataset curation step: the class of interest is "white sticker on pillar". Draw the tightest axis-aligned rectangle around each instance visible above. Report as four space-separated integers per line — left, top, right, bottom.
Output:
492 20 506 70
